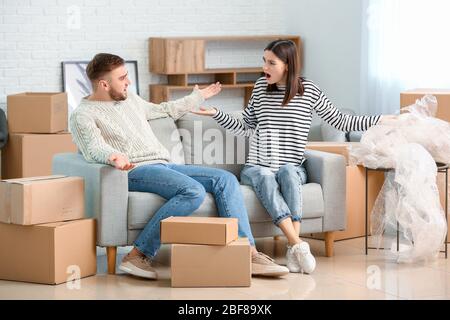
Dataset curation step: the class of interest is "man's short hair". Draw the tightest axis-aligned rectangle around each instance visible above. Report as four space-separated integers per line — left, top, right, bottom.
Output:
86 53 125 82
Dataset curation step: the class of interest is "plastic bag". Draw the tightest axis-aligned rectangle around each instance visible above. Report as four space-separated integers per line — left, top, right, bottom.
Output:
350 95 449 263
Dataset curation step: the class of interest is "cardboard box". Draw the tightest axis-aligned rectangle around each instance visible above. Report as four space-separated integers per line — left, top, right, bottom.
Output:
1 132 78 179
0 175 84 225
7 92 68 133
161 216 238 245
171 238 251 287
305 142 385 241
306 142 359 165
400 89 450 122
437 171 450 243
0 219 96 285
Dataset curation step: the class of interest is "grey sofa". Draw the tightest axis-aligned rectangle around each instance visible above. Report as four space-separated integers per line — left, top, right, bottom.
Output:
52 112 346 274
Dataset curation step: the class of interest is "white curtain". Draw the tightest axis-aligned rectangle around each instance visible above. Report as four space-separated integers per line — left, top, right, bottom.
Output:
360 0 450 115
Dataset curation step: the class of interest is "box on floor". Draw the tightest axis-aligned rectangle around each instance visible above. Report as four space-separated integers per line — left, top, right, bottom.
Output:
306 142 385 241
437 171 450 242
0 219 96 285
171 237 251 288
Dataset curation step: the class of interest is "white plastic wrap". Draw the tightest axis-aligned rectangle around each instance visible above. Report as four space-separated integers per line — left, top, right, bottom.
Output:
350 95 450 263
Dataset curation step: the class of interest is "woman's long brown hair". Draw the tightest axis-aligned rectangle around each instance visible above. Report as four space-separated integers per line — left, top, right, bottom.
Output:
265 40 304 105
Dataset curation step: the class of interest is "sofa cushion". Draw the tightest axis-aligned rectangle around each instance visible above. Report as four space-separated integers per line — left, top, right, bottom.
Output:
148 116 185 164
127 182 324 230
176 112 249 178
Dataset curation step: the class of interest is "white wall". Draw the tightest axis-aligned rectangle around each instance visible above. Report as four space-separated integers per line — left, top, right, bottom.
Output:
285 0 363 115
0 0 287 112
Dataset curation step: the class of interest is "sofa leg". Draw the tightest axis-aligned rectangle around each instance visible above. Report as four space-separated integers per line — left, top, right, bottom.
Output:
324 232 335 257
107 246 117 274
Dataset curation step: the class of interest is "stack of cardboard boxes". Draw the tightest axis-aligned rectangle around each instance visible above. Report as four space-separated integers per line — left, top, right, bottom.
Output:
0 92 96 285
0 176 97 285
1 92 78 179
161 216 251 287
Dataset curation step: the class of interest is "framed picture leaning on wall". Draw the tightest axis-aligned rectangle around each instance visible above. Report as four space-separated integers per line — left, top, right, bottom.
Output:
61 60 139 116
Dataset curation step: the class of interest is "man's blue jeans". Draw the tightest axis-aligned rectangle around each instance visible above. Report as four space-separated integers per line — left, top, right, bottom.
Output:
240 163 308 226
128 163 256 258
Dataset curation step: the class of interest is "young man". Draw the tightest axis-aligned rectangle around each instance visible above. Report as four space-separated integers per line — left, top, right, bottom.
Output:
70 53 289 280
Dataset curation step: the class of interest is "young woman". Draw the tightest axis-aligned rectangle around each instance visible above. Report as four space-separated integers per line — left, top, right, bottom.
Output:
193 40 394 274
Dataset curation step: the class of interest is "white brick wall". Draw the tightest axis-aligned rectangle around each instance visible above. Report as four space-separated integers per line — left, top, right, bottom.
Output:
0 0 287 113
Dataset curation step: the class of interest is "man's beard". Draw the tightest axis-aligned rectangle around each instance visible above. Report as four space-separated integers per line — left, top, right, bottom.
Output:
109 87 127 101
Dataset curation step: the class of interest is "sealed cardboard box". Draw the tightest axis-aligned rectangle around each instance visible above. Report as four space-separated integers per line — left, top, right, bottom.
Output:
161 216 238 245
171 237 251 287
0 219 96 285
400 89 450 122
0 175 84 225
7 92 68 133
1 132 77 179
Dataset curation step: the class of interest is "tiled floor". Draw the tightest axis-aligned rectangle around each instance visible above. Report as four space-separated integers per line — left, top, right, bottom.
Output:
0 236 449 300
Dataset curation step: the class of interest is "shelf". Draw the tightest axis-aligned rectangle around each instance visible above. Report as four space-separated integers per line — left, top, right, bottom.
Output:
148 35 301 106
151 83 255 91
150 83 255 105
189 68 262 74
150 35 301 41
149 36 301 74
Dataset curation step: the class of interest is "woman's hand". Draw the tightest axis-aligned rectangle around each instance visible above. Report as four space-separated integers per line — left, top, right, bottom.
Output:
191 106 218 117
196 82 222 100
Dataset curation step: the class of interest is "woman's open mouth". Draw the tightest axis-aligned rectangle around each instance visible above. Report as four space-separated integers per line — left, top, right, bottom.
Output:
265 73 272 79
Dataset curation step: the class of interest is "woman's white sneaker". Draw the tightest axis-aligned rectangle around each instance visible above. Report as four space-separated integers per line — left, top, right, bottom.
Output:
286 245 301 272
288 242 316 274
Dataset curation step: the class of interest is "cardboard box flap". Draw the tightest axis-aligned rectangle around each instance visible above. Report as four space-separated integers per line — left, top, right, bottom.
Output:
37 220 81 229
403 89 450 95
173 237 249 248
164 216 237 225
1 175 67 185
13 92 63 97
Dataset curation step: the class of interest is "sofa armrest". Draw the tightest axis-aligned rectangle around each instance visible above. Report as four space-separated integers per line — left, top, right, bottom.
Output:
52 153 129 247
304 149 346 232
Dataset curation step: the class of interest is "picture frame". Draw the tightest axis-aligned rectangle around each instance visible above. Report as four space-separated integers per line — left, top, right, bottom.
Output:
61 60 139 115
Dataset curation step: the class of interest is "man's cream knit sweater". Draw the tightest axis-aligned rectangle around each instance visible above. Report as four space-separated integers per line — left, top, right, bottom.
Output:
69 89 204 168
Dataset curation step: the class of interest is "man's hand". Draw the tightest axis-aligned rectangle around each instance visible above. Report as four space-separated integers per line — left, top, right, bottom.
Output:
109 153 135 171
191 106 217 117
196 82 222 100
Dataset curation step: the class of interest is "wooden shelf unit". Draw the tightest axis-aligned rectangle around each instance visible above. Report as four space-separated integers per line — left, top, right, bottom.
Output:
148 35 302 104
